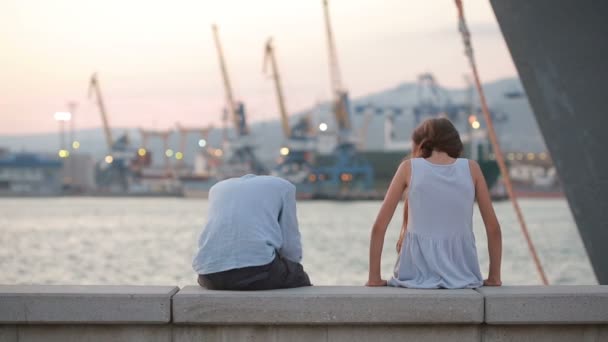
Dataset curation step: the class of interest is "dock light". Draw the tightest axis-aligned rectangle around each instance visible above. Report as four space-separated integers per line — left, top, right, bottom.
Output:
527 153 535 161
308 174 317 182
165 149 174 157
214 149 223 157
319 122 328 132
539 152 548 161
198 139 207 148
280 147 290 156
340 173 353 182
54 111 72 122
471 120 481 129
507 153 515 161
468 115 477 125
58 149 70 158
72 141 80 149
137 148 147 157
104 155 114 164
175 152 184 160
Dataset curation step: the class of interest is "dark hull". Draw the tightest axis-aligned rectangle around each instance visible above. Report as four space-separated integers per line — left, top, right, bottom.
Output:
492 1 608 283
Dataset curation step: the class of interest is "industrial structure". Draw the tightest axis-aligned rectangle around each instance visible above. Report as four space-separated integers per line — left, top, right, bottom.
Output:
413 73 468 125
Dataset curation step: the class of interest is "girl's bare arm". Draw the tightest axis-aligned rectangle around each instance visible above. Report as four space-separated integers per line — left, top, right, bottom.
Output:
470 160 502 286
397 197 408 253
367 161 410 286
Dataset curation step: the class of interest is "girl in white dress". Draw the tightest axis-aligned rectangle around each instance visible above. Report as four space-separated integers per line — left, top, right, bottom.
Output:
367 118 502 288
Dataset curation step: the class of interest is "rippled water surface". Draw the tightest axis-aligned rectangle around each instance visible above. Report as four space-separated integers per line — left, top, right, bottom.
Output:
0 197 596 286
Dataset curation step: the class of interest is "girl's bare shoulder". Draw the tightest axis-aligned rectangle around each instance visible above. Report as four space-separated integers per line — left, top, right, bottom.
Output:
465 159 483 180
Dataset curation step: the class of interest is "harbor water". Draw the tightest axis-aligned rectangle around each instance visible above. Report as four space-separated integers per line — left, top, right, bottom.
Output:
0 197 596 286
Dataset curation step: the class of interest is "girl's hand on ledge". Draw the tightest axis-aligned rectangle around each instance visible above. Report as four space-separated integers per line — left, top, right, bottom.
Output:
483 278 502 286
366 279 388 287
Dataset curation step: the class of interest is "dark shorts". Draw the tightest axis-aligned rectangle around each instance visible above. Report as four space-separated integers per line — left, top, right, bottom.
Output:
198 254 312 291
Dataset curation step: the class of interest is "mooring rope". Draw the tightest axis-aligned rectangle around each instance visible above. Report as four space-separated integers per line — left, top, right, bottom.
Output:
454 0 549 285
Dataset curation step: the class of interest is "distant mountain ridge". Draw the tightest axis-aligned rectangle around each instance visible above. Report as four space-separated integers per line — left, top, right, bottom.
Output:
1 77 546 167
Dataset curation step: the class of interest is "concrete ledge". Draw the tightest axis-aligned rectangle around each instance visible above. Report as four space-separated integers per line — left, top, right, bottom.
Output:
2 285 608 341
477 286 608 324
0 285 178 324
172 286 484 324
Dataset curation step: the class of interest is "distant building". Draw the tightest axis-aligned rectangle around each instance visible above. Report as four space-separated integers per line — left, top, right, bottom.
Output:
0 152 63 196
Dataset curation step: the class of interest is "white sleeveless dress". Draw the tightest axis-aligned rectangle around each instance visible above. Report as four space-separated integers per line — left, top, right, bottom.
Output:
388 158 483 289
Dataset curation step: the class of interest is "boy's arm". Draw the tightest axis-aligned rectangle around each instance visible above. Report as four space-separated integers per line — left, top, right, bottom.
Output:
278 185 303 262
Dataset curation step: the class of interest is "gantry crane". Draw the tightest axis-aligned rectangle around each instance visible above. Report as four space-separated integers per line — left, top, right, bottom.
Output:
88 73 114 151
212 24 248 138
263 38 290 140
212 24 266 177
263 37 316 187
88 73 132 192
311 0 373 197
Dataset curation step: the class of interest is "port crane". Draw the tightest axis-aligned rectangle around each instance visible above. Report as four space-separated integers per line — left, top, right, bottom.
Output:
263 37 316 185
88 73 133 192
313 0 373 196
322 0 351 141
212 24 266 177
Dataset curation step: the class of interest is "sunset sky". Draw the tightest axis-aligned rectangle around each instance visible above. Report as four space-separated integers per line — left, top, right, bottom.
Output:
0 0 517 135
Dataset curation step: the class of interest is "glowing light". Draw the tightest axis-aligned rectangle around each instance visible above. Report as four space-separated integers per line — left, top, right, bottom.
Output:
198 139 207 148
507 153 515 161
58 149 70 158
54 111 72 121
308 174 317 182
319 123 328 132
340 173 353 182
539 152 548 160
279 147 290 156
104 155 114 164
138 148 147 157
175 152 184 160
165 149 174 157
471 120 481 129
468 115 477 124
527 153 535 161
214 149 223 157
71 141 80 149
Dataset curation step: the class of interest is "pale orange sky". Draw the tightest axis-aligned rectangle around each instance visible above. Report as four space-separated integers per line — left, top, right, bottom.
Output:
0 0 516 135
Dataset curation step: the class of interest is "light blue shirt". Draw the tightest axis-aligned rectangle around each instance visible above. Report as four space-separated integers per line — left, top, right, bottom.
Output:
192 174 303 275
